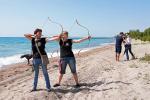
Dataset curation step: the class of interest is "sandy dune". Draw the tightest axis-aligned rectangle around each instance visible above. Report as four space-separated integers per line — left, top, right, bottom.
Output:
0 41 150 100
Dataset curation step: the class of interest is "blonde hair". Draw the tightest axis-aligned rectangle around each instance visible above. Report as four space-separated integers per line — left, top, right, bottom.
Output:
59 31 69 39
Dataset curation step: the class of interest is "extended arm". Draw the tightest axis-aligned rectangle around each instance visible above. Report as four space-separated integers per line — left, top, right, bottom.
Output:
72 36 91 43
46 35 60 42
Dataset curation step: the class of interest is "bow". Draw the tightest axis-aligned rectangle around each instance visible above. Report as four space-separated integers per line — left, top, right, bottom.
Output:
47 17 63 34
75 19 91 56
47 17 63 57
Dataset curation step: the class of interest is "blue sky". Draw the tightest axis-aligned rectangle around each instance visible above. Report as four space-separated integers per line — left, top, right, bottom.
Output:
0 0 150 37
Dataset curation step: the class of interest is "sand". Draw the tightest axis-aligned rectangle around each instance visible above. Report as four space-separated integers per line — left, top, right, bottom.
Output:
0 40 150 100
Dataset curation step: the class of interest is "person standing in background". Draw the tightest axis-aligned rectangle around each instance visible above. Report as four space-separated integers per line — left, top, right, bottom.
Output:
123 34 135 61
115 32 124 61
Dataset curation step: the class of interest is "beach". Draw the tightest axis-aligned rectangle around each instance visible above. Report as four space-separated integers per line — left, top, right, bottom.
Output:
0 40 150 100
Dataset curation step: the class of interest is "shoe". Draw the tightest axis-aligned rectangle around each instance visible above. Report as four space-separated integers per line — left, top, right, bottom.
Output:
47 88 51 92
75 83 81 88
132 57 135 60
53 83 60 87
30 88 37 92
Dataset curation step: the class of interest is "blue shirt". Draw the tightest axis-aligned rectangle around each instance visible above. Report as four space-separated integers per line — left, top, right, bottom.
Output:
115 35 123 46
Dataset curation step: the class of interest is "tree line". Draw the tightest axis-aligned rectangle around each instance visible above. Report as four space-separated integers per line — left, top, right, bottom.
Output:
128 27 150 41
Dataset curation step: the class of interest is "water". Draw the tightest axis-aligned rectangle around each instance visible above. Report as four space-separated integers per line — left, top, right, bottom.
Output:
0 37 113 67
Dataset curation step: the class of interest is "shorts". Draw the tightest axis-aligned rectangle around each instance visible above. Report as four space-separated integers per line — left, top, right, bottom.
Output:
59 57 76 74
115 45 122 54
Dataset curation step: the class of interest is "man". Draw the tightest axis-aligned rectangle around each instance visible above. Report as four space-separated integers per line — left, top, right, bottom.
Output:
51 31 91 87
115 32 124 61
24 28 57 92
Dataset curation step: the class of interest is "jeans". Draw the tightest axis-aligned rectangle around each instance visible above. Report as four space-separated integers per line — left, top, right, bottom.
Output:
32 58 51 89
124 44 135 60
59 57 76 74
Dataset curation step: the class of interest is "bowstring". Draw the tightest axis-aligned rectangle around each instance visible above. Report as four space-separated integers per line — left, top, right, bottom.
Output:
47 17 63 58
75 19 91 56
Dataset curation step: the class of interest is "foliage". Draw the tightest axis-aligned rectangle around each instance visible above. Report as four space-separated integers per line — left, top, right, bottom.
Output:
140 53 150 62
128 27 150 41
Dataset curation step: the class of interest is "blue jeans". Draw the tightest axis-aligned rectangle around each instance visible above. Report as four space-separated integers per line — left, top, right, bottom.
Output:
32 58 51 89
59 57 76 74
124 44 135 60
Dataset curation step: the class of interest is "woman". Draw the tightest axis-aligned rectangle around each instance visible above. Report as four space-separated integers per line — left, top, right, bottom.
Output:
123 34 135 60
52 31 91 87
24 28 58 92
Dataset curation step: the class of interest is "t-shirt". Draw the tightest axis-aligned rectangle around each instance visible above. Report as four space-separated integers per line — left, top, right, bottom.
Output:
59 39 74 58
126 37 131 45
31 38 47 58
115 35 123 47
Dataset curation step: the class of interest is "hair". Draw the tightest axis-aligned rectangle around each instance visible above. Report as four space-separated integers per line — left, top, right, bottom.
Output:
63 31 68 36
34 28 42 35
59 31 69 39
120 32 124 35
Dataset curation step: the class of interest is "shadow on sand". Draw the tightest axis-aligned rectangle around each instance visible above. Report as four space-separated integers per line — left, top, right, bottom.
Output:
52 80 132 94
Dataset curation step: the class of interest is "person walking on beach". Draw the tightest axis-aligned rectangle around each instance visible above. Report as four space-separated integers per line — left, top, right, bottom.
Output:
115 32 124 61
24 28 58 92
51 31 91 87
123 34 135 61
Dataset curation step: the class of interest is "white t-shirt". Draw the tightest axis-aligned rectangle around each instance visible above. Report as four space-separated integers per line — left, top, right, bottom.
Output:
126 37 131 45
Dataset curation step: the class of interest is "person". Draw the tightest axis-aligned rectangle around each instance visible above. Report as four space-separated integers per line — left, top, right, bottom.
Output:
123 34 135 61
52 31 91 87
115 32 124 61
24 28 58 92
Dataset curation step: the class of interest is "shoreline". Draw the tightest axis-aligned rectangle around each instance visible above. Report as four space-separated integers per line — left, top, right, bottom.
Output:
0 44 114 82
0 42 114 68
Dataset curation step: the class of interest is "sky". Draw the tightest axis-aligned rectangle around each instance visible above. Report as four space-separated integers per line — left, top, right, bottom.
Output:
0 0 150 37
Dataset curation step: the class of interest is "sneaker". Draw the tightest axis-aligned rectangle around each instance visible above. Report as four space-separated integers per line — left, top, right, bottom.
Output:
30 88 37 92
75 83 81 88
53 83 60 87
47 88 51 92
131 57 135 60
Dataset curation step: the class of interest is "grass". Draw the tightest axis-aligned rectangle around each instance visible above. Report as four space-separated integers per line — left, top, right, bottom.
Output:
140 53 150 62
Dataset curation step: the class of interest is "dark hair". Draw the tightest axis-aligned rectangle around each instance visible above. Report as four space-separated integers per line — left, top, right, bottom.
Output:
34 28 42 35
120 32 124 35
